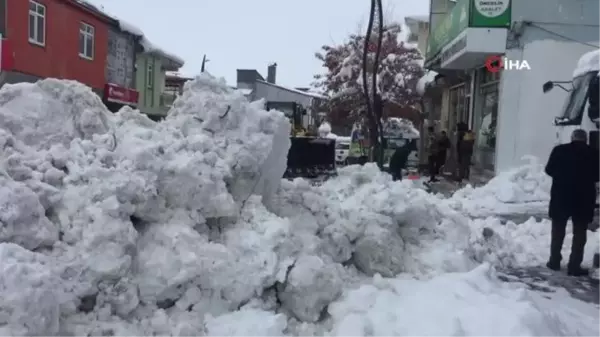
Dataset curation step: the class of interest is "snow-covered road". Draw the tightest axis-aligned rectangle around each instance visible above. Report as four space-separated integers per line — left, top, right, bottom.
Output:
0 75 597 336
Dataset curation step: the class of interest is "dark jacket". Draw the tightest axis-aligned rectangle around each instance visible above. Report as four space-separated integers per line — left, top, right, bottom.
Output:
437 135 451 158
389 141 415 174
545 141 599 223
459 131 475 158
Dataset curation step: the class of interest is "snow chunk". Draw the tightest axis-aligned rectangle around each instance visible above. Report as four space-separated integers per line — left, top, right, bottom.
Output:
0 175 58 250
318 122 332 135
205 308 287 336
278 255 343 322
0 243 65 336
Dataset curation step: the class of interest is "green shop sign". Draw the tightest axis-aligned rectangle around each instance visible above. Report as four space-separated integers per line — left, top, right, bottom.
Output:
426 0 511 65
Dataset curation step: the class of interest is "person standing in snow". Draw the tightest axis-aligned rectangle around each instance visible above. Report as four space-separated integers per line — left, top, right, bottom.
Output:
457 130 475 181
426 126 440 182
389 139 417 181
455 122 468 178
545 129 599 276
436 130 451 175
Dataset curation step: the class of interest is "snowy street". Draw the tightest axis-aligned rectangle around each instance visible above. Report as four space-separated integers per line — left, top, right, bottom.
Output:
0 76 598 336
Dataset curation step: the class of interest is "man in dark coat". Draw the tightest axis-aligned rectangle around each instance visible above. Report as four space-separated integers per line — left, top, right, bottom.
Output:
457 130 475 181
426 127 439 182
389 139 417 181
436 130 451 174
545 129 599 276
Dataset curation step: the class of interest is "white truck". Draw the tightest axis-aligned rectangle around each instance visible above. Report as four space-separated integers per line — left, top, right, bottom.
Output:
542 49 599 149
543 49 600 257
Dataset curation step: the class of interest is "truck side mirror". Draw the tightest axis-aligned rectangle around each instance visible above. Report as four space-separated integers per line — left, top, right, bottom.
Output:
542 81 554 93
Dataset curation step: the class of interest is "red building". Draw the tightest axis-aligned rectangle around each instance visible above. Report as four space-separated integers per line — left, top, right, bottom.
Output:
0 0 111 95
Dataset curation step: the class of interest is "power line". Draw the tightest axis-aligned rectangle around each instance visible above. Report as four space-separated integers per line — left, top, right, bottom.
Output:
526 22 600 48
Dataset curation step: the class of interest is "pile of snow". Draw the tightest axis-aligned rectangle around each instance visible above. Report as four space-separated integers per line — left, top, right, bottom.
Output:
0 76 294 335
0 77 596 336
318 122 337 139
467 216 599 269
449 156 551 217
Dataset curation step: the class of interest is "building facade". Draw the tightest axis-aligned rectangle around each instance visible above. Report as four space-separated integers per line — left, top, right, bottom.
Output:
0 0 110 94
103 22 139 111
135 50 184 120
424 0 599 174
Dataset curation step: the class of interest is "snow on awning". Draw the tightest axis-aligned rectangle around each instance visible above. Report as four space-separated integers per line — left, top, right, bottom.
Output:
416 71 438 96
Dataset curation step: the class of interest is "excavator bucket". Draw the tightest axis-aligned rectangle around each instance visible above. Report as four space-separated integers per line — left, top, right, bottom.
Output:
284 137 336 180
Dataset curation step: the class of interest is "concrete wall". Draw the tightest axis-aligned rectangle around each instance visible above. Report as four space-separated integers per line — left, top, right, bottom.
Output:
495 0 599 173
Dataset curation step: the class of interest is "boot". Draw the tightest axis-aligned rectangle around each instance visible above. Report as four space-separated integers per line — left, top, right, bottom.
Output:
567 266 589 276
546 260 560 271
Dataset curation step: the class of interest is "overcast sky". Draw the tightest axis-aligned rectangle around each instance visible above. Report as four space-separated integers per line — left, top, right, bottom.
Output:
88 0 429 89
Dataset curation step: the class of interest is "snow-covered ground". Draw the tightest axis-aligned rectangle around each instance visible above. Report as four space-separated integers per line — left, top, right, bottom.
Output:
0 76 597 336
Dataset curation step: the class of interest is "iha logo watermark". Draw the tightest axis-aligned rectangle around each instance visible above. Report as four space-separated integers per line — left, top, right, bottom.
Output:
484 55 531 73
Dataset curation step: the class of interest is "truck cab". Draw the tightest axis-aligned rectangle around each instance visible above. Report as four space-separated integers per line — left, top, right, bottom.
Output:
543 50 599 149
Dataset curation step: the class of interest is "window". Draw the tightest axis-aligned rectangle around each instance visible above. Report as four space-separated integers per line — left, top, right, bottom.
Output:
146 62 154 88
79 22 94 60
28 1 45 46
557 72 598 123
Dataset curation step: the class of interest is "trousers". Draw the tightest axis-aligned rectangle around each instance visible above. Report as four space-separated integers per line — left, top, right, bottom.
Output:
549 218 588 268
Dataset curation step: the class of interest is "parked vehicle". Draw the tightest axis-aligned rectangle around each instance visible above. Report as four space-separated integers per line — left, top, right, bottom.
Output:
542 49 599 255
266 101 336 179
335 136 351 165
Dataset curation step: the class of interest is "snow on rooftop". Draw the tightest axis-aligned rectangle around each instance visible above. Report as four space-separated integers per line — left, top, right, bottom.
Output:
117 18 144 37
79 0 185 66
257 80 328 100
573 48 600 78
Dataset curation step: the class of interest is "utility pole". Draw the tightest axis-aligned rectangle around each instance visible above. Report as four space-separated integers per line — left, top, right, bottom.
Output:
201 54 209 72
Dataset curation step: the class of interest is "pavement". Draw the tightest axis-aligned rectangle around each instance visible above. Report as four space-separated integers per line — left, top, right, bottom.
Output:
497 266 599 304
423 173 600 305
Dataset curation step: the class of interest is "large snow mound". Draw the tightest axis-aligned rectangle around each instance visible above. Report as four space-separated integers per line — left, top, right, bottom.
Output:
0 77 596 336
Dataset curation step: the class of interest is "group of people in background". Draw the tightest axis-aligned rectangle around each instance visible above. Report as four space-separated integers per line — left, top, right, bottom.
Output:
425 122 475 183
388 121 476 183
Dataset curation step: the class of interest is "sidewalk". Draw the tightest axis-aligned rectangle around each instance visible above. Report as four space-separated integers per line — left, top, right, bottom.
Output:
426 168 494 197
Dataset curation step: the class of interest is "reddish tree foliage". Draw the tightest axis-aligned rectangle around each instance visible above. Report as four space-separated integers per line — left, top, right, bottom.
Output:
314 23 424 130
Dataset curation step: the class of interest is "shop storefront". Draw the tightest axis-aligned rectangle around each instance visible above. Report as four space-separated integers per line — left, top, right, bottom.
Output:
103 83 139 113
424 0 511 173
